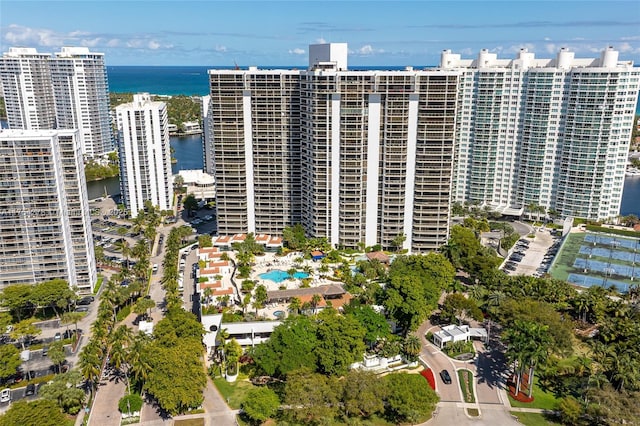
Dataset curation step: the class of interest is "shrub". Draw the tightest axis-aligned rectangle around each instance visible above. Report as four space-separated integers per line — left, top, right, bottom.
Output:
119 393 143 413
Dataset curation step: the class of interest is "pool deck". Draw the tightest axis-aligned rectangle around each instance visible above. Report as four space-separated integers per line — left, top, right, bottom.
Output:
247 251 341 319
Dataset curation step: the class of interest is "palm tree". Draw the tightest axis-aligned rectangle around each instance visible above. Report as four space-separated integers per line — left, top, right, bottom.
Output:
310 294 322 314
402 335 421 362
61 311 85 342
79 341 103 400
288 297 302 315
127 332 152 391
109 325 134 392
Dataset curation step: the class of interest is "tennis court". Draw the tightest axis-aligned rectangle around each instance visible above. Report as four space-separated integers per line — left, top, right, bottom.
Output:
550 231 640 293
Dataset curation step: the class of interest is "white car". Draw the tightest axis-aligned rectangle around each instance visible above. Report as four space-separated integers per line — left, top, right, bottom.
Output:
1 388 10 403
203 215 213 221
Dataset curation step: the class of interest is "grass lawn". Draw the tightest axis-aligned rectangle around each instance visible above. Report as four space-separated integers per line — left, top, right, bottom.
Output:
509 377 558 410
510 412 562 426
174 419 205 426
212 377 256 409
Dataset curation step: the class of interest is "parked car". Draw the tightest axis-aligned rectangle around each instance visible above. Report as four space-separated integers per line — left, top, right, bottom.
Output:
0 388 10 403
41 346 48 357
77 296 94 306
25 383 36 396
152 264 159 273
440 369 452 384
75 306 89 313
54 332 61 342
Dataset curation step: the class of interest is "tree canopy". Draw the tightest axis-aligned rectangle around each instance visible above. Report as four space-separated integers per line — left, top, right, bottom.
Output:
383 253 455 331
0 400 67 426
241 387 280 423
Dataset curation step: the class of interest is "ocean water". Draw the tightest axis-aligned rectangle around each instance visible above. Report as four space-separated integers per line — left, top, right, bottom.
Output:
107 65 429 96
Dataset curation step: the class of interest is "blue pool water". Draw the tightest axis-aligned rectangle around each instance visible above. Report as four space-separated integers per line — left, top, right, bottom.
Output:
259 269 309 283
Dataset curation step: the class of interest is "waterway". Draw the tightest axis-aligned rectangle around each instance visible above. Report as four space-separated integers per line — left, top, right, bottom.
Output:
86 133 203 199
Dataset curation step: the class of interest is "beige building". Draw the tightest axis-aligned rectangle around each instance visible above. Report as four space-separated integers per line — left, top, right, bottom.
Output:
207 44 457 252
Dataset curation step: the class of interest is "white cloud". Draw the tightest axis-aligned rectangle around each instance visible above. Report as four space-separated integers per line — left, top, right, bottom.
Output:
356 44 384 56
545 43 558 54
315 37 327 44
80 38 103 47
544 37 551 41
3 24 64 47
107 39 120 47
148 40 160 50
289 48 305 55
215 45 227 52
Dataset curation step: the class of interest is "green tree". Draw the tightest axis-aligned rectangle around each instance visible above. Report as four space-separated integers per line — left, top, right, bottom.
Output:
342 370 386 418
39 370 85 414
558 396 583 425
384 253 455 332
79 341 102 400
252 315 318 377
133 297 156 318
315 309 366 376
183 194 198 216
282 224 307 250
241 387 280 423
383 373 439 423
283 369 339 424
48 341 66 374
32 279 75 317
143 340 206 415
392 233 406 253
0 344 21 380
402 335 422 362
10 318 41 350
118 393 143 414
0 284 33 320
440 293 483 325
198 234 212 247
61 311 85 339
343 304 390 347
0 399 67 426
253 284 268 313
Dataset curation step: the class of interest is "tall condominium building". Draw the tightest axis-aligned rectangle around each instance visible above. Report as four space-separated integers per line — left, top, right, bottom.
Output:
0 46 114 157
445 46 639 220
51 47 114 157
0 48 57 130
116 93 173 218
208 44 458 252
0 129 96 293
201 95 215 174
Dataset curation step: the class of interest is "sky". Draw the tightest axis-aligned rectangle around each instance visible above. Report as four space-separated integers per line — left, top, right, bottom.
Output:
1 0 639 66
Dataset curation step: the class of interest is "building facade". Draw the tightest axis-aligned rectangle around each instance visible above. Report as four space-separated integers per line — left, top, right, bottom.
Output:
0 46 114 158
0 129 96 293
0 48 57 130
50 47 114 157
445 46 639 220
207 44 457 252
116 93 173 218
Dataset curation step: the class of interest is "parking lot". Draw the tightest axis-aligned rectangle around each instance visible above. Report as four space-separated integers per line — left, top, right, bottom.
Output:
501 228 559 276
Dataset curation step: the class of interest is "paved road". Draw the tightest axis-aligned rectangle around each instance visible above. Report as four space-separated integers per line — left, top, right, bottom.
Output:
423 403 521 426
417 318 516 424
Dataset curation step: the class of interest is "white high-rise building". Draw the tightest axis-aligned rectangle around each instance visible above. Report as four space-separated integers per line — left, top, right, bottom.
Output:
51 47 114 157
0 46 114 157
0 129 96 293
0 48 57 130
208 44 457 252
444 46 639 220
116 93 173 218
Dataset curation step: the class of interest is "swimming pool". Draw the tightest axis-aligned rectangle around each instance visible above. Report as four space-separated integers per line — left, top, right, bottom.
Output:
259 269 310 283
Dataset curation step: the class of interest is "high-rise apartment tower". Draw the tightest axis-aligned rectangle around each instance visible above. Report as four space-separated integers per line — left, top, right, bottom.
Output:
116 93 173 218
445 46 639 220
0 129 97 292
0 47 114 157
208 44 457 252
